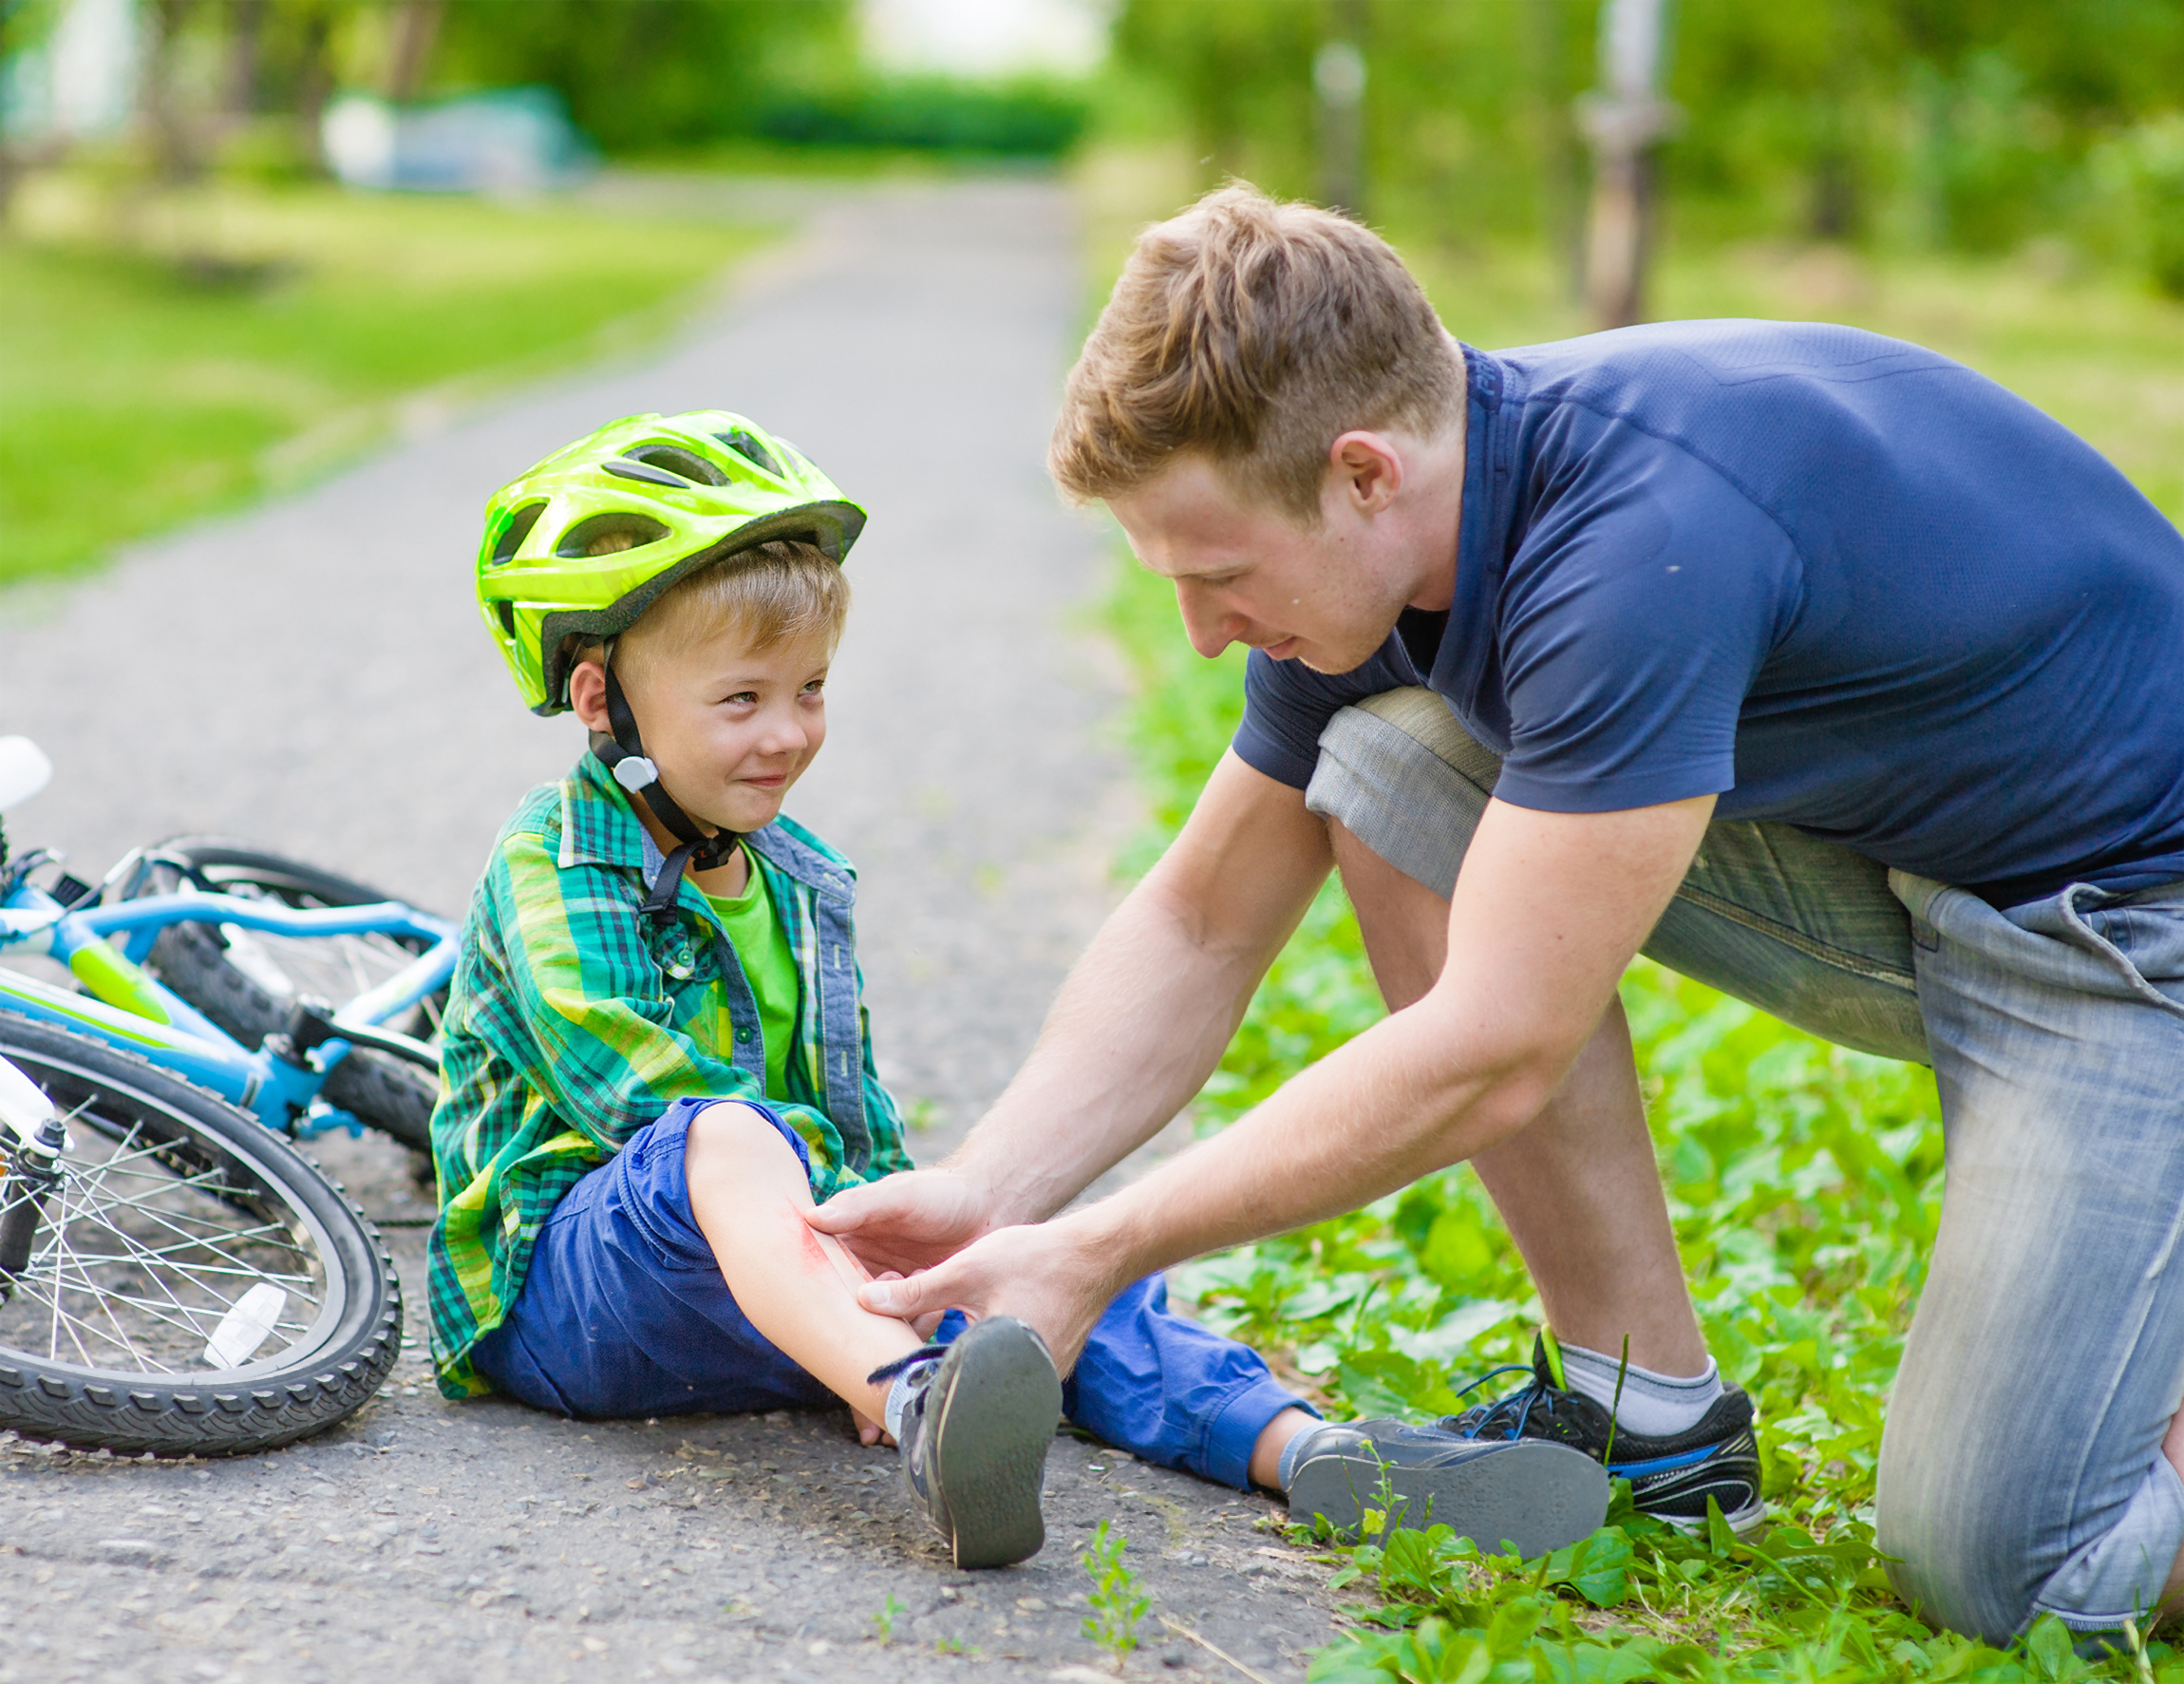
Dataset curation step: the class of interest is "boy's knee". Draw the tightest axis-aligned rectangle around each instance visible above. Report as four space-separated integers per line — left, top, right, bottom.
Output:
685 1101 797 1172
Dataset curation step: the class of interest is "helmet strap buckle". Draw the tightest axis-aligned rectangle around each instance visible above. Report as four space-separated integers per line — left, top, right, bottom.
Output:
591 654 740 921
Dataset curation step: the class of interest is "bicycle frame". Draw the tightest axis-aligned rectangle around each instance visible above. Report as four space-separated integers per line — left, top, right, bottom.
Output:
0 874 458 1140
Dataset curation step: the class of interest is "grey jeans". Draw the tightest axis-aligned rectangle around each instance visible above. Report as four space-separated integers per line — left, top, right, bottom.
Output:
1307 689 2184 1642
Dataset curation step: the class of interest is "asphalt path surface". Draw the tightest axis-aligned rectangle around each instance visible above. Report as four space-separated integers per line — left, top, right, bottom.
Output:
0 176 1341 1683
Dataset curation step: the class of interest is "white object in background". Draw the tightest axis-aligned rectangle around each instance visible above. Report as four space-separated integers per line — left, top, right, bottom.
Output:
861 0 1110 77
322 88 588 194
321 95 400 189
0 737 53 812
202 1282 289 1370
0 1054 57 1145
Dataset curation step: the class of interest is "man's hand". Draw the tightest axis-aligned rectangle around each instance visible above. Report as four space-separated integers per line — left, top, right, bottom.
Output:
804 1166 994 1277
853 1217 1121 1375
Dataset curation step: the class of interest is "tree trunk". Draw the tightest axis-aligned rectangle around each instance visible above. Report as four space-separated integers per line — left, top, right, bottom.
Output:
295 5 336 173
1315 0 1368 219
385 0 447 104
142 0 203 184
224 0 270 124
1577 0 1675 330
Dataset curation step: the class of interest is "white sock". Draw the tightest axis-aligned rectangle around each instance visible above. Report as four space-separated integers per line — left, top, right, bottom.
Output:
1556 1341 1721 1439
1275 1422 1328 1491
884 1363 932 1444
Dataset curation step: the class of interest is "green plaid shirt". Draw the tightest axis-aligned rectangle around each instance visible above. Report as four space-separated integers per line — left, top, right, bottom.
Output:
426 753 913 1396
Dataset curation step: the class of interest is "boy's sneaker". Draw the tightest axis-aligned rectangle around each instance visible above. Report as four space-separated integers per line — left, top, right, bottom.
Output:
1286 1422 1608 1556
1442 1335 1765 1537
891 1316 1063 1569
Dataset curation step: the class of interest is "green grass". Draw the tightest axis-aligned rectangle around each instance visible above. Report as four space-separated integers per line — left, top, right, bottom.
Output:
1086 159 2184 1681
0 173 776 585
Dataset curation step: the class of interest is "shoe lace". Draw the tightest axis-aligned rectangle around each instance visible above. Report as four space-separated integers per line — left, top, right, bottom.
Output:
1440 1363 1553 1442
865 1343 950 1387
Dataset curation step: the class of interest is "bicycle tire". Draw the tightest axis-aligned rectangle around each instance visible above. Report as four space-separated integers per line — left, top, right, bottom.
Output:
0 1011 402 1454
128 838 444 1158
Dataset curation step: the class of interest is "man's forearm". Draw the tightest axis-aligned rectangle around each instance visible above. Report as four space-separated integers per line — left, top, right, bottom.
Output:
1058 985 1564 1289
947 871 1283 1225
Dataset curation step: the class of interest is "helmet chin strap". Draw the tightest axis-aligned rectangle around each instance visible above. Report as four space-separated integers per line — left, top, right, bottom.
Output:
589 651 741 921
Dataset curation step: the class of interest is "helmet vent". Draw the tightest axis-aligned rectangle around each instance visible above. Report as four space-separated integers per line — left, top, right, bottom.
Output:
490 501 547 566
712 429 783 479
555 513 670 559
627 445 729 487
602 456 694 489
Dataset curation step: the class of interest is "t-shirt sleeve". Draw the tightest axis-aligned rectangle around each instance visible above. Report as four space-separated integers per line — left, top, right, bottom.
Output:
1490 444 1800 814
1233 638 1423 789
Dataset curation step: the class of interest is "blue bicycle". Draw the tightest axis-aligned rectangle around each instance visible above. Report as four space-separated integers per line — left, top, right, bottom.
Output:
0 738 458 1454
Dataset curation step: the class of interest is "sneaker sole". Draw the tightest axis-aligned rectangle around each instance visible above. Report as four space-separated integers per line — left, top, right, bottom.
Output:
1289 1439 1609 1558
1649 1494 1768 1540
929 1318 1063 1569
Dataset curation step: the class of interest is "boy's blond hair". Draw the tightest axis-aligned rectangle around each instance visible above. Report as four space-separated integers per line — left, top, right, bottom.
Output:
584 539 850 678
1049 183 1463 525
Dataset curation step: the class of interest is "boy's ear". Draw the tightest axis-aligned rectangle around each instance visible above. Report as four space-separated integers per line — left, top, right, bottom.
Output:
568 658 611 733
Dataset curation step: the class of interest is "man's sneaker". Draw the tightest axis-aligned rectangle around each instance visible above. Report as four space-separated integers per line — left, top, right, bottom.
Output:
1442 1335 1765 1537
888 1316 1063 1569
1287 1421 1609 1555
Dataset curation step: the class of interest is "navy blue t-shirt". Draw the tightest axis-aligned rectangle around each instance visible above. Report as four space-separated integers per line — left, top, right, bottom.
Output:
1233 321 2184 908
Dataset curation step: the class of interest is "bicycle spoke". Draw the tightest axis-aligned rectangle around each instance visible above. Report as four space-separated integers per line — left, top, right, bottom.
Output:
1 1086 328 1377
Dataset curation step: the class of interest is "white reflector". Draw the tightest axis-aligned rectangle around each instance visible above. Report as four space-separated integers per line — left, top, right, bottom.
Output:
202 1281 287 1370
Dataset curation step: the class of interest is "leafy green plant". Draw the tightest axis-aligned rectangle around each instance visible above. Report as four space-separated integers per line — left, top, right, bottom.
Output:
870 1591 903 1644
1081 1519 1153 1670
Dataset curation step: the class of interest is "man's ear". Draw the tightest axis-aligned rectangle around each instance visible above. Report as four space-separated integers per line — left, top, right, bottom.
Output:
568 657 610 733
1327 431 1403 516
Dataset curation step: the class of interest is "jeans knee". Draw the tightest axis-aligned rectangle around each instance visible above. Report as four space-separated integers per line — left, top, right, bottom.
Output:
1881 1456 2184 1644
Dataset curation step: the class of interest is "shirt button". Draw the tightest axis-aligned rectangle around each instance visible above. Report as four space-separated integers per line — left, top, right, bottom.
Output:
736 1030 751 1043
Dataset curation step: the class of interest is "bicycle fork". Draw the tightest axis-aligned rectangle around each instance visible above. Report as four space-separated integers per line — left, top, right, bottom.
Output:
0 1056 66 1295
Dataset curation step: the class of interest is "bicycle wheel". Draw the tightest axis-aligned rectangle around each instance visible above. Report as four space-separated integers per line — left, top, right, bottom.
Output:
128 838 444 1157
0 1012 401 1454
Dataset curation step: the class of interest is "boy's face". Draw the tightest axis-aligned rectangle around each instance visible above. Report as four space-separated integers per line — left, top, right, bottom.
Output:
575 625 832 836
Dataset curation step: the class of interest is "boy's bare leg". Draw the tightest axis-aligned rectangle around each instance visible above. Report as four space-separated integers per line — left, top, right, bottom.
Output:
692 1103 1318 1476
1329 820 1709 1377
1250 1408 1317 1488
685 1102 923 1440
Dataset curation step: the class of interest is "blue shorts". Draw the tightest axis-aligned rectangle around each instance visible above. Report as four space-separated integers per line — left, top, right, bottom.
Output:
471 1097 1310 1489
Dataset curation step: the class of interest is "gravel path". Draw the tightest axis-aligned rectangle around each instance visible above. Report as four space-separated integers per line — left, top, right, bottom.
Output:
0 175 1341 1683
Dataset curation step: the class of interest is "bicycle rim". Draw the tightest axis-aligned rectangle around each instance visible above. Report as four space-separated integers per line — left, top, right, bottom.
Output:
0 1012 400 1454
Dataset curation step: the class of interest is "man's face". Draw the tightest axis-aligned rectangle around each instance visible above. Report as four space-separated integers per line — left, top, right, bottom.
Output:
607 626 834 835
1107 450 1442 676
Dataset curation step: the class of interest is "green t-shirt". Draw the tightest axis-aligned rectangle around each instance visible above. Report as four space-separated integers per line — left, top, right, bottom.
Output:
704 848 800 1102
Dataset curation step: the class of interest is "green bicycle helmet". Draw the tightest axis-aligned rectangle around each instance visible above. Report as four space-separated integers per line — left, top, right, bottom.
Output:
475 409 866 918
476 408 866 716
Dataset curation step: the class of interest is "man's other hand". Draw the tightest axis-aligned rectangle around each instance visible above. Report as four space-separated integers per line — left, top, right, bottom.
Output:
803 1166 993 1277
852 1219 1116 1375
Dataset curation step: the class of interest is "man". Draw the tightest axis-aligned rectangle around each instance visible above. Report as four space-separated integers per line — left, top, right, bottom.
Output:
808 185 2184 1643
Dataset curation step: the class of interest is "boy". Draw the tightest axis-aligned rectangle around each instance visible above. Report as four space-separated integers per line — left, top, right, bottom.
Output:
430 409 1607 1568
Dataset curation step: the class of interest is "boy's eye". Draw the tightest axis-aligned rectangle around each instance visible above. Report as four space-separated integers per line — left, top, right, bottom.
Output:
801 679 825 695
723 690 759 707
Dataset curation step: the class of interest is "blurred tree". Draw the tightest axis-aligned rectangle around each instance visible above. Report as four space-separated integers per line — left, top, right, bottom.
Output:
1113 0 2184 274
432 0 856 151
1578 0 1675 328
1113 0 1317 188
382 0 442 101
1313 0 1365 218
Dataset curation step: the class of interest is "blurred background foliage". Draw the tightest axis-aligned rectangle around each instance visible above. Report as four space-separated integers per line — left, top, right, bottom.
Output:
1106 0 2184 293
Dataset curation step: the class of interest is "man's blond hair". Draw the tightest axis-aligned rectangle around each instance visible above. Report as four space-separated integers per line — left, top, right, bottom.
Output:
1049 183 1463 524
